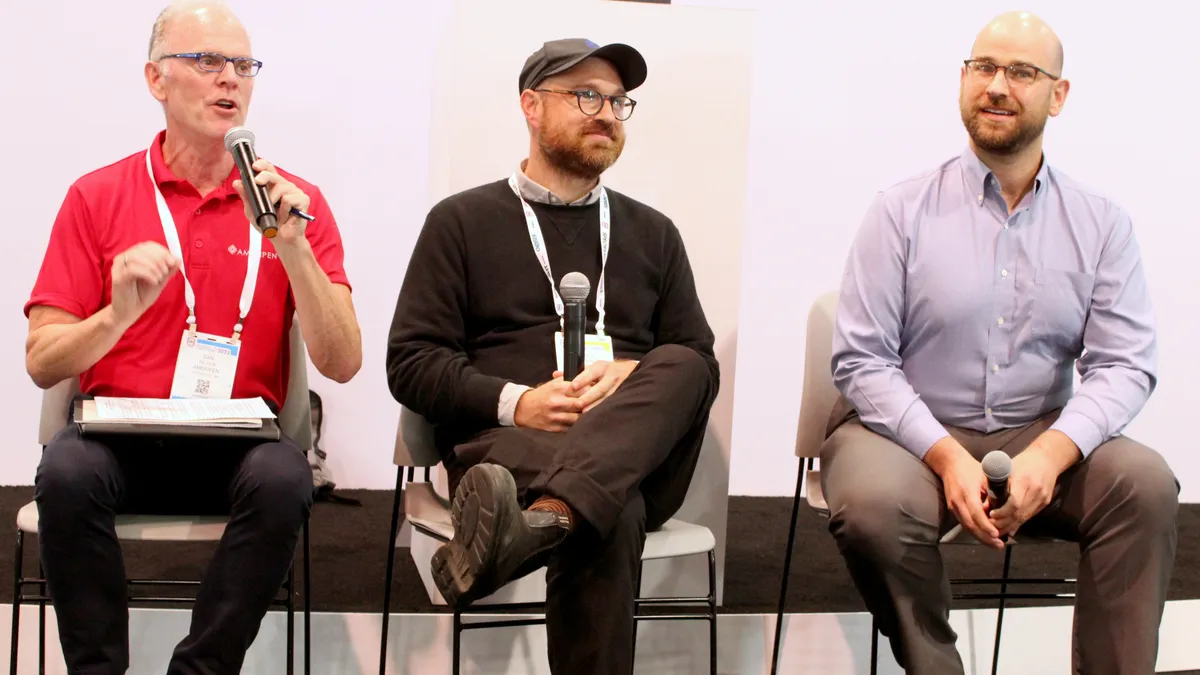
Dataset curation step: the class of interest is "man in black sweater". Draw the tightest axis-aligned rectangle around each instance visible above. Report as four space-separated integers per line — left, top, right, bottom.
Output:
386 38 720 674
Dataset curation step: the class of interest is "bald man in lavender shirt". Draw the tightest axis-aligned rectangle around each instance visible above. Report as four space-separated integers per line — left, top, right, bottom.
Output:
822 11 1178 675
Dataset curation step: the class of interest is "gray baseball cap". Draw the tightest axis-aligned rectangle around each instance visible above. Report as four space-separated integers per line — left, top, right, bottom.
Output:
519 38 647 93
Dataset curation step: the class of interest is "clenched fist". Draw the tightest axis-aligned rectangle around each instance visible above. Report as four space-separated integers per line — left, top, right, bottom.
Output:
111 242 181 326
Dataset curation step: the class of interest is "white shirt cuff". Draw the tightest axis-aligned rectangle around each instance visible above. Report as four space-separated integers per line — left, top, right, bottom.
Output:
498 382 532 427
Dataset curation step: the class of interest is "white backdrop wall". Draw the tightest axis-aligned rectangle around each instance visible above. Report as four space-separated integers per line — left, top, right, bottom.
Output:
716 0 1200 498
1 0 1196 504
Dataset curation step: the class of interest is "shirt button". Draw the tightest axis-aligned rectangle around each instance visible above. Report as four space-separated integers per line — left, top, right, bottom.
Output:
997 317 1004 325
993 364 1000 372
1001 269 1008 277
1003 223 1010 230
195 207 203 215
195 240 203 248
985 408 993 416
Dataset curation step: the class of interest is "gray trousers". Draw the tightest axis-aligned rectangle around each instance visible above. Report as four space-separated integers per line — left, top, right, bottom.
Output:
820 404 1179 675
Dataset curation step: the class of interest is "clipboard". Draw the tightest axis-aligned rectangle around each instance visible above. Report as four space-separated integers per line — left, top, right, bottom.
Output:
73 399 282 441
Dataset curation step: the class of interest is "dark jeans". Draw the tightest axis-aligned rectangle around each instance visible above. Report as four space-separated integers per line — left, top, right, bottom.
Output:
33 425 314 675
445 344 718 675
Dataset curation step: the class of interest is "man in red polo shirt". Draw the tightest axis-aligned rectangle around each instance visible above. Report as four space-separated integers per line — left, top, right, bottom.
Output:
22 2 361 673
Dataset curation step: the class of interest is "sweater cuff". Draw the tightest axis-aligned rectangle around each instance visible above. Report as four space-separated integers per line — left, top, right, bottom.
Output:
1049 411 1105 458
461 372 511 426
498 382 532 426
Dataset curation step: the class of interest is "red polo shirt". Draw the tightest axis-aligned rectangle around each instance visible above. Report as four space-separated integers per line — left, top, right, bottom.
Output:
25 131 351 409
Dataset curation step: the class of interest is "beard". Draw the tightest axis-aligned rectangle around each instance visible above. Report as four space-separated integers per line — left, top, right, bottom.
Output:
537 117 625 181
960 95 1048 155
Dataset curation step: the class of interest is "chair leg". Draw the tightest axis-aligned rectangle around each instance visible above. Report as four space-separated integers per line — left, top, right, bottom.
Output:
869 614 878 675
770 459 806 675
286 563 295 675
379 468 403 675
37 559 45 675
631 561 643 667
10 530 23 675
991 546 1013 675
303 520 311 675
708 550 718 675
452 611 462 675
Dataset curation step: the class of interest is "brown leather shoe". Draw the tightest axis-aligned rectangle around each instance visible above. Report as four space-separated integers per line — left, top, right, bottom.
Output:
431 463 570 608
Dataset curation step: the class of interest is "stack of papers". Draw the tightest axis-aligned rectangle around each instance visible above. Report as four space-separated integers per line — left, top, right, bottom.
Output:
81 397 277 429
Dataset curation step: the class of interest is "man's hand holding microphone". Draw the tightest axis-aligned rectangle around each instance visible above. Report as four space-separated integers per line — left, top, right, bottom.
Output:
513 271 638 432
926 429 1082 549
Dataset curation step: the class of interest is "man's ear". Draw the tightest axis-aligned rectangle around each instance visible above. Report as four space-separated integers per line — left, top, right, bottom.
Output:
520 89 541 131
145 61 168 103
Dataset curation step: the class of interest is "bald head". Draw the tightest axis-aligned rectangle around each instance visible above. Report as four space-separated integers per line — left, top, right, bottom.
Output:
973 10 1063 75
148 0 247 62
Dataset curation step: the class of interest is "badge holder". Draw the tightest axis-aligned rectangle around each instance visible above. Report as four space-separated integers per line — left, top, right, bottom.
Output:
168 314 244 400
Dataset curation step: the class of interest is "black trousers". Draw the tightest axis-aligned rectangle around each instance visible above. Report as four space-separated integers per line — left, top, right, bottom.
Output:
33 425 314 675
445 344 717 675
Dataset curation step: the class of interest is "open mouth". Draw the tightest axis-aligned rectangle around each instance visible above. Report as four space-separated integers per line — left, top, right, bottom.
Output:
981 107 1016 118
214 99 237 110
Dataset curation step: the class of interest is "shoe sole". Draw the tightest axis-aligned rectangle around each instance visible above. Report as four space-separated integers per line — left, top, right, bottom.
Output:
431 463 518 608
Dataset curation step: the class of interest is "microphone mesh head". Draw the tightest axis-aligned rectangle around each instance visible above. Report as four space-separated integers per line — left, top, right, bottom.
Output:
223 126 256 153
981 450 1012 481
559 272 590 302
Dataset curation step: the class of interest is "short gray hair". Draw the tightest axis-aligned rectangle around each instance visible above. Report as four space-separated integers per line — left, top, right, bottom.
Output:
147 0 232 62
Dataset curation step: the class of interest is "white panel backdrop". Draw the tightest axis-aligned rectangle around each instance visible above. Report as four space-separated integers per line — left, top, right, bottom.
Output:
1 0 1196 504
713 0 1200 498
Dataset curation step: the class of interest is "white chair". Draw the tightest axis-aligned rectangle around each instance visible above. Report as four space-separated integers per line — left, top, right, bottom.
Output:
379 406 718 675
767 290 1075 675
10 319 314 675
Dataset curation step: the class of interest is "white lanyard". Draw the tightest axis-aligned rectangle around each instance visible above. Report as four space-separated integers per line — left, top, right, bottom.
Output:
146 149 260 340
508 174 609 336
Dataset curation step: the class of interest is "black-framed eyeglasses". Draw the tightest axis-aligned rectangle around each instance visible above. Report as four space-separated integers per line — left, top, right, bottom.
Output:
964 59 1058 87
160 52 263 77
536 88 637 121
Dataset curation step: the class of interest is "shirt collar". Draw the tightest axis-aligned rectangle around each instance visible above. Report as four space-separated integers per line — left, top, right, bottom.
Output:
515 159 602 206
148 130 239 196
960 145 1051 205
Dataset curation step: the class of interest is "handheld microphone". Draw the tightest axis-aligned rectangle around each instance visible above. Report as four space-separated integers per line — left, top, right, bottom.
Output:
559 272 590 380
224 127 277 237
981 450 1011 510
223 127 317 238
981 450 1012 543
939 451 1013 544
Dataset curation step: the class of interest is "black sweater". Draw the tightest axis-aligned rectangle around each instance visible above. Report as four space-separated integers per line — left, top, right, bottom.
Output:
386 179 719 439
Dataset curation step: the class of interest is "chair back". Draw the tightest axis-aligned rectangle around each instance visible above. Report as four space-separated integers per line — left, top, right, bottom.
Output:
37 318 311 448
393 406 440 468
794 290 841 459
38 378 80 446
278 318 312 449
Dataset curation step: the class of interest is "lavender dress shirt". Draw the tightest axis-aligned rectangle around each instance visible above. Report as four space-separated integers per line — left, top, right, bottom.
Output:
832 147 1156 460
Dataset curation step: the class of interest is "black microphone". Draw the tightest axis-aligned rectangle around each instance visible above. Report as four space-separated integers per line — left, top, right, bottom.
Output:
559 272 590 380
224 126 281 238
982 450 1012 541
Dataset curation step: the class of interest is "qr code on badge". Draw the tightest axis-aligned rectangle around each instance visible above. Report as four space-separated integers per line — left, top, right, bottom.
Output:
194 379 211 396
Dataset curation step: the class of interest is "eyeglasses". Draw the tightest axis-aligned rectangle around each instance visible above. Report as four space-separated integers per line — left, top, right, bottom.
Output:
964 59 1058 88
535 88 637 121
160 52 263 77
